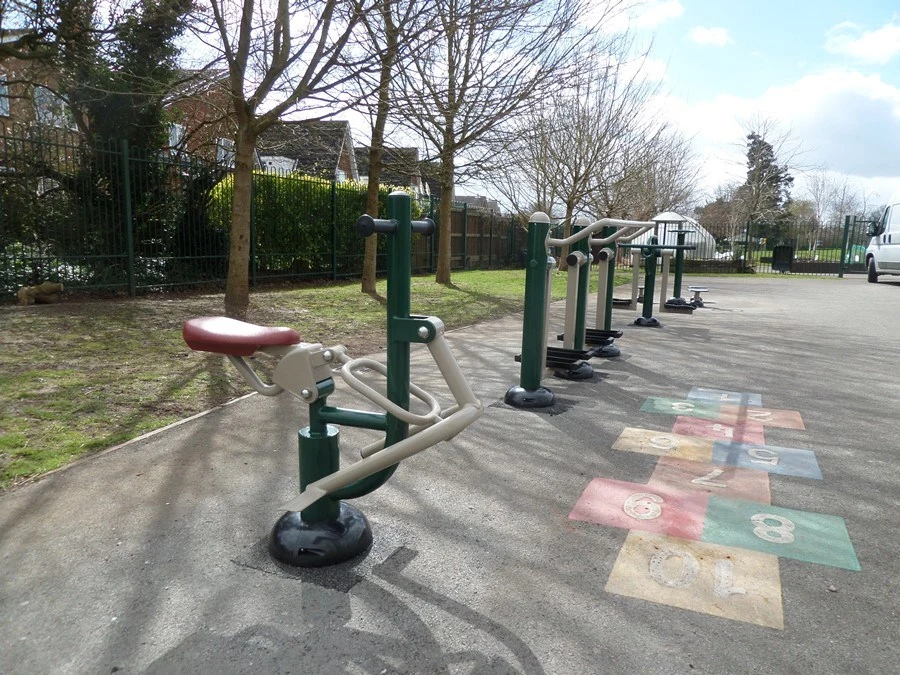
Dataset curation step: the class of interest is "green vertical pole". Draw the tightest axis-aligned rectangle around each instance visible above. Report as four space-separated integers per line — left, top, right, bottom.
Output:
838 215 852 278
504 212 555 408
119 140 135 297
330 180 338 280
519 215 551 390
299 394 341 523
642 239 658 319
572 219 590 351
385 191 411 448
603 225 616 330
673 229 686 298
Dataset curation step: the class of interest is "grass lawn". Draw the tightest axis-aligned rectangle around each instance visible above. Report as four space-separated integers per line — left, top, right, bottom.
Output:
0 268 630 490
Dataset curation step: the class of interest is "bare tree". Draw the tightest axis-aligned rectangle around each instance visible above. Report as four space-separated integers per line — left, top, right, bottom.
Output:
394 0 615 283
356 0 432 294
191 0 377 317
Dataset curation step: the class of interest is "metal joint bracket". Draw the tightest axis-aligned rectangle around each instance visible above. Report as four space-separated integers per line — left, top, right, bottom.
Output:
268 343 337 403
392 315 443 344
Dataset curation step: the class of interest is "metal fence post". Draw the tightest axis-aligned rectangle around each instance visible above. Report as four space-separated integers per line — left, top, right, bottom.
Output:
250 175 257 287
119 139 136 297
330 180 338 280
838 215 853 278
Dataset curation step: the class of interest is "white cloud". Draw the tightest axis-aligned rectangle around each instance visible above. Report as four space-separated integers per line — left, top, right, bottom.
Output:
603 0 683 33
633 0 684 28
653 69 900 198
824 18 900 64
688 26 733 48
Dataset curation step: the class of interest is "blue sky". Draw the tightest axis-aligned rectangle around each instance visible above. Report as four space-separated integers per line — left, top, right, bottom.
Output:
623 0 900 205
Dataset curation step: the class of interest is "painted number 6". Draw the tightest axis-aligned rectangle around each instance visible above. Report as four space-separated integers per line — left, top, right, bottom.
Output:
624 493 663 520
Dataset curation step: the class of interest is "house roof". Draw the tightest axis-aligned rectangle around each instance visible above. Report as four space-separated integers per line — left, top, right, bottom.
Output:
355 146 420 186
257 120 356 179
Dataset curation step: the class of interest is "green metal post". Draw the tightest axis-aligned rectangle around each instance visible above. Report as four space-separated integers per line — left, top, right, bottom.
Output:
519 216 551 390
641 239 658 319
330 180 338 280
603 226 616 331
504 212 555 408
385 192 412 448
838 215 853 278
489 213 494 268
673 229 687 298
119 140 135 297
573 219 590 351
299 393 341 523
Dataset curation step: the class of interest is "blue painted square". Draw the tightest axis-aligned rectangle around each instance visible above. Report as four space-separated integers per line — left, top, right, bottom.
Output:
712 441 823 479
689 387 762 407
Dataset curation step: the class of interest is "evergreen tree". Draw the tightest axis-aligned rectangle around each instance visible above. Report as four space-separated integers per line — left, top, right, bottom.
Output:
742 132 794 247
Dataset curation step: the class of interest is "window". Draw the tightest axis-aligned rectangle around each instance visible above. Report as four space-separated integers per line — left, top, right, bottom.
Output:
0 78 9 117
168 123 186 152
34 86 72 128
216 137 235 166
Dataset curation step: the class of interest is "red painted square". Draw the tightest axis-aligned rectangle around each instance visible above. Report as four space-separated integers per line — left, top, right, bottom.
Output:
568 477 708 541
649 456 772 503
672 416 766 444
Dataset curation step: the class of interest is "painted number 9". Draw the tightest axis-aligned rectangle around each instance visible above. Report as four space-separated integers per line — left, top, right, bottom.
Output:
624 493 663 520
750 513 795 544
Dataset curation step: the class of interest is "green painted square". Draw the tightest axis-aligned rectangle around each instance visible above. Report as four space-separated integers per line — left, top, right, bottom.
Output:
702 496 861 571
640 397 722 420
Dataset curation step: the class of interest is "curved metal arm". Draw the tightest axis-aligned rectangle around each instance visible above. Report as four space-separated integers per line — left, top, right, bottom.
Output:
336 353 443 426
594 224 655 245
548 218 654 247
282 330 483 512
226 355 284 396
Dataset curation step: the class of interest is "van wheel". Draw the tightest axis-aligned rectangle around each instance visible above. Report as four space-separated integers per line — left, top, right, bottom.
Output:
868 258 879 283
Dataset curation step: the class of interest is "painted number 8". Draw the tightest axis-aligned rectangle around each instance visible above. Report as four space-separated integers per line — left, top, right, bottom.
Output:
624 493 663 520
750 513 795 544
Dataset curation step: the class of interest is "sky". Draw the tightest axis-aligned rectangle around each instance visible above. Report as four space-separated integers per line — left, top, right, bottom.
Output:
623 0 900 207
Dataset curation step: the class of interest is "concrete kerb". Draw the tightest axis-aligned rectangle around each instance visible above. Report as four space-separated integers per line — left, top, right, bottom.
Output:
2 275 899 673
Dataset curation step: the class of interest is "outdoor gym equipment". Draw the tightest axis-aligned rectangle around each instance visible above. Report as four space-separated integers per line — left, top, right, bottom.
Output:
182 192 483 567
505 212 654 408
590 224 654 357
618 237 696 327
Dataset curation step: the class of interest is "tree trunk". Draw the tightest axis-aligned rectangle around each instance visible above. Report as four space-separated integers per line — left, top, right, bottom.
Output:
361 146 382 294
435 163 454 284
224 129 257 319
361 1 398 295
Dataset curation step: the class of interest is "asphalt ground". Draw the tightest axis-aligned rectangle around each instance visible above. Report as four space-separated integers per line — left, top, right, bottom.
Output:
1 274 899 674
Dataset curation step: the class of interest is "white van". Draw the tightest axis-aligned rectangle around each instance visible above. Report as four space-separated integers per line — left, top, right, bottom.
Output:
866 192 900 282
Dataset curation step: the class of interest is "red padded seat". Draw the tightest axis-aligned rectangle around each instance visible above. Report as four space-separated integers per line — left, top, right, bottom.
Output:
183 316 301 356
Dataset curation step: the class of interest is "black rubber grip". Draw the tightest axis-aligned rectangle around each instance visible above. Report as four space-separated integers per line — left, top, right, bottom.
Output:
411 218 435 236
356 215 435 237
356 215 396 237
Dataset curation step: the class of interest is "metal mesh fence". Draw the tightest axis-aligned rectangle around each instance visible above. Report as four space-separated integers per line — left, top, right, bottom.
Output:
1 126 527 297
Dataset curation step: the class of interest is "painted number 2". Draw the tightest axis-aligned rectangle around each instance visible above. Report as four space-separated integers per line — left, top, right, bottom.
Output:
691 468 727 488
751 513 795 544
623 493 663 520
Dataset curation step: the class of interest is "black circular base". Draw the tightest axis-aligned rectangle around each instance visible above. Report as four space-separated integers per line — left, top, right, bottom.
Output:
691 300 704 308
554 361 594 380
667 297 689 306
268 502 373 568
593 343 621 358
504 385 556 408
634 316 661 327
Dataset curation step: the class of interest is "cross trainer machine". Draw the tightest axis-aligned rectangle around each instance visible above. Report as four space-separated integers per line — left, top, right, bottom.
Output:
182 192 483 567
505 212 654 407
618 236 695 327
